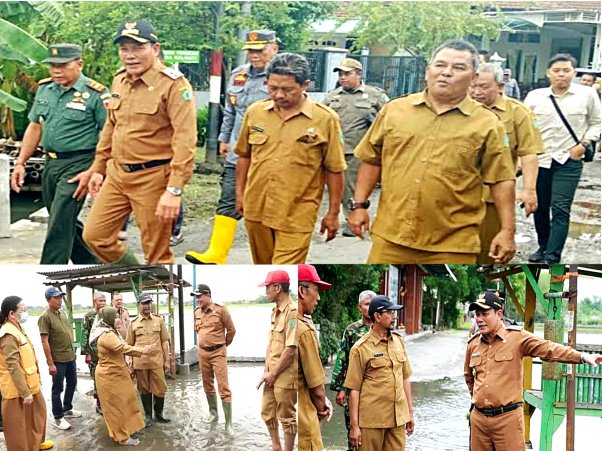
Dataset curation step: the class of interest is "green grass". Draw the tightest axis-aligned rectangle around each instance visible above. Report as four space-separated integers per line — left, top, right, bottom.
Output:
183 146 222 221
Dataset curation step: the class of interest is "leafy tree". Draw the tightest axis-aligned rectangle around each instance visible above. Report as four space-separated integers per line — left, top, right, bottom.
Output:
311 264 387 362
339 2 504 57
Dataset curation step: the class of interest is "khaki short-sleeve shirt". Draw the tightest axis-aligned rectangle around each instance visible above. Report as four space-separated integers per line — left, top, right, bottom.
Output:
355 91 515 254
194 302 236 348
344 329 413 429
235 97 347 233
127 314 169 370
268 298 298 389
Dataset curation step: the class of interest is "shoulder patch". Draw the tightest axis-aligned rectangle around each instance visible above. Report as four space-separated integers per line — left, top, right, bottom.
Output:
467 332 481 343
162 67 184 80
288 319 296 329
38 77 53 85
86 79 107 93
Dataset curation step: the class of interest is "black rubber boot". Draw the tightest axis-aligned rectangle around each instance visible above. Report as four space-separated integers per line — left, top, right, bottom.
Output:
154 396 171 423
141 393 153 427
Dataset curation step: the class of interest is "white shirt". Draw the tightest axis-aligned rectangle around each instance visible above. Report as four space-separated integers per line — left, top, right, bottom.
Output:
524 83 601 168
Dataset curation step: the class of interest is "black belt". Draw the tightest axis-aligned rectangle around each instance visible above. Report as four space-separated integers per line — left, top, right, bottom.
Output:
475 402 522 417
201 344 224 352
121 159 171 173
46 149 95 159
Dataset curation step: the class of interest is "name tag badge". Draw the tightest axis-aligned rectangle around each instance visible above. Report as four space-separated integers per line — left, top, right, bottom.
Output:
66 102 86 111
373 352 384 357
471 352 481 357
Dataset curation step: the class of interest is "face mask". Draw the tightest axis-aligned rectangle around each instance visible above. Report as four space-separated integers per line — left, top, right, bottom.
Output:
19 311 29 324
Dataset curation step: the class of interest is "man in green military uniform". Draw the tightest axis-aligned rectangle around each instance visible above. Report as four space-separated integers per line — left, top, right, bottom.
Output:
323 58 388 236
11 44 109 264
81 292 106 414
330 290 375 451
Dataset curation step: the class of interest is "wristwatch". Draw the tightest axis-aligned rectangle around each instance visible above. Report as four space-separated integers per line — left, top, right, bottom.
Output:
166 186 183 196
347 198 370 210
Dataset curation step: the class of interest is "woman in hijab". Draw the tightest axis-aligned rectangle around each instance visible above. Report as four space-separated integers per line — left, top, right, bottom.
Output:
0 295 54 451
91 306 155 446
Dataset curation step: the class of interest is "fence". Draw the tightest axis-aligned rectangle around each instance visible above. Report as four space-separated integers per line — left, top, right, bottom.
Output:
180 50 425 98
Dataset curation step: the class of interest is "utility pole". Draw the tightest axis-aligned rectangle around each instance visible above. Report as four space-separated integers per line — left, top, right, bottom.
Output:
204 1 224 171
236 1 252 67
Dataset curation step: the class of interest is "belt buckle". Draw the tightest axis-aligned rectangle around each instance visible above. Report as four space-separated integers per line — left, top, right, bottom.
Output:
123 164 134 172
47 152 57 159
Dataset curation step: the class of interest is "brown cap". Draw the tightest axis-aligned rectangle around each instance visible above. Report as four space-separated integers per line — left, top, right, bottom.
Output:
334 58 362 72
242 30 276 50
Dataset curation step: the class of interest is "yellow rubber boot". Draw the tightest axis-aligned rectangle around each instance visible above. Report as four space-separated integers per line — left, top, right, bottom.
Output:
185 215 238 264
40 440 54 450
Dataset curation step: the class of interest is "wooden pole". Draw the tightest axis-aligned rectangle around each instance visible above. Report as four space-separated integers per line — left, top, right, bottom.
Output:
566 265 578 451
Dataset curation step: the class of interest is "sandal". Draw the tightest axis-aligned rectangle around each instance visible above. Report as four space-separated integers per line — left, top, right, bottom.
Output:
118 438 139 446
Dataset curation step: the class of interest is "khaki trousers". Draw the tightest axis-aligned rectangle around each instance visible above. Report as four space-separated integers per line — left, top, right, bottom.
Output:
244 219 312 264
135 367 167 397
470 408 526 451
83 160 174 263
261 386 297 435
359 425 406 451
368 234 477 263
2 392 47 451
199 345 231 401
478 202 500 264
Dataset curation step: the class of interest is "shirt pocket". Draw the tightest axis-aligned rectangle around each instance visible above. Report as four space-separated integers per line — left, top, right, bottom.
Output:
64 108 89 122
441 143 480 177
493 352 513 374
469 354 482 368
134 98 160 115
248 133 270 161
366 357 389 382
271 320 285 343
35 100 50 120
291 133 325 167
355 99 373 109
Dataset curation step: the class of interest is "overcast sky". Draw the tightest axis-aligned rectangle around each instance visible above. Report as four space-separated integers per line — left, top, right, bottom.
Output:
0 265 298 308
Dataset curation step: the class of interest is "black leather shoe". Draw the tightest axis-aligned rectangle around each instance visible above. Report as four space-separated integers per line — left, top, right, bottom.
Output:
528 249 545 263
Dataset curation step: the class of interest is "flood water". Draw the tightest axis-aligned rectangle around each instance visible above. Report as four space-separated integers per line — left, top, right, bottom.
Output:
321 330 601 451
9 191 43 223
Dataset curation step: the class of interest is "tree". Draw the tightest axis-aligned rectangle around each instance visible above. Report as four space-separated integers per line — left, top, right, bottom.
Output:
311 264 387 362
339 2 505 57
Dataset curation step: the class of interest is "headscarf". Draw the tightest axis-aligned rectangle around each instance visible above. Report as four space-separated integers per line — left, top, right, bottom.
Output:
89 306 120 347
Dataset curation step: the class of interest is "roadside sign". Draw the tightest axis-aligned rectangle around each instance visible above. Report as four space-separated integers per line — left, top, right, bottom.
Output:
163 50 200 64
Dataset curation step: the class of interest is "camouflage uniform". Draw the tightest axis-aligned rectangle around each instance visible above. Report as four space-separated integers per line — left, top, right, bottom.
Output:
329 319 371 451
81 310 99 402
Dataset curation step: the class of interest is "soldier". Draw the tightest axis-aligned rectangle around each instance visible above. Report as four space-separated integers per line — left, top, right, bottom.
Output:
257 270 298 451
235 53 347 264
349 39 516 264
323 58 388 237
330 290 376 451
470 63 543 263
81 292 107 414
186 30 278 264
111 292 130 340
10 44 108 264
84 19 197 264
126 294 171 427
297 264 333 450
192 283 236 435
465 290 602 450
344 296 414 451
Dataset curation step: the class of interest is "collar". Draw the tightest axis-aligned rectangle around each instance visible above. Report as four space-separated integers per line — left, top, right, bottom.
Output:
490 94 508 112
412 89 476 116
481 323 508 343
201 302 215 313
264 94 314 119
548 83 578 98
51 75 86 93
275 296 294 313
343 82 365 94
248 64 267 77
368 328 390 346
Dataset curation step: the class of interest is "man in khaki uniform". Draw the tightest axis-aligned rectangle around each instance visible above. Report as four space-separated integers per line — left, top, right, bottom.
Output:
192 283 236 435
470 63 543 263
235 53 346 264
298 264 333 450
257 270 298 451
323 58 388 236
84 19 197 264
127 294 170 427
465 291 602 450
111 292 130 339
344 296 414 451
349 39 516 264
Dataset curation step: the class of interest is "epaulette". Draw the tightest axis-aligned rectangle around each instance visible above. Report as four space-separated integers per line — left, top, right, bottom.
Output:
194 306 202 311
161 67 184 80
38 77 53 85
391 329 405 338
86 79 107 93
152 313 162 319
353 331 371 348
467 332 481 343
506 325 523 331
131 315 141 322
315 102 337 115
115 67 126 75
